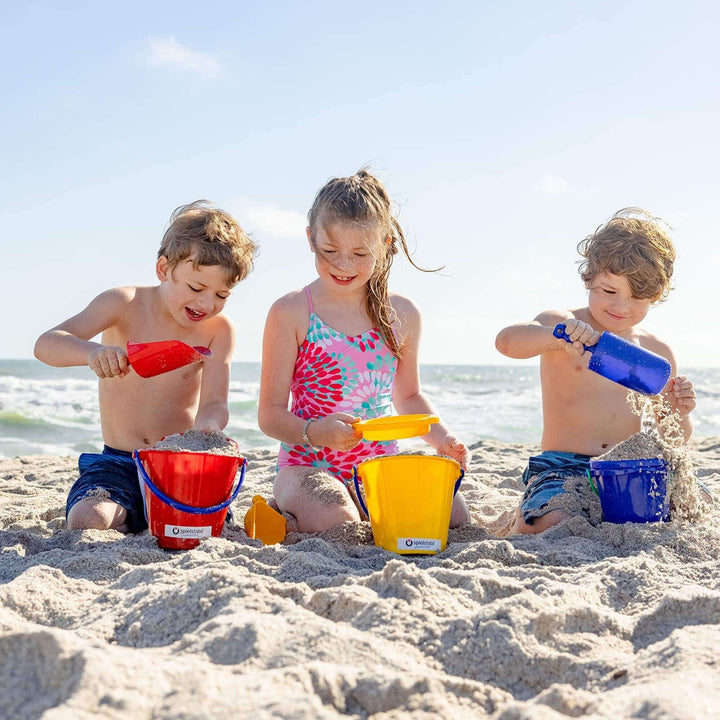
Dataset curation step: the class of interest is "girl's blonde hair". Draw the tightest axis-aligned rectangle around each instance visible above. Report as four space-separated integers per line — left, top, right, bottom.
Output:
159 200 258 286
577 207 675 302
307 170 436 356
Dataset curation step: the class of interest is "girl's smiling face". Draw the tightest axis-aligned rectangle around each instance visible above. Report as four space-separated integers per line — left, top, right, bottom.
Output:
309 222 383 290
157 255 233 326
587 271 655 333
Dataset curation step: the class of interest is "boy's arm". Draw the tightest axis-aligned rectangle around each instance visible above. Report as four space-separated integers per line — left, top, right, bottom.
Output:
193 317 235 434
34 288 131 378
495 311 600 359
391 296 471 470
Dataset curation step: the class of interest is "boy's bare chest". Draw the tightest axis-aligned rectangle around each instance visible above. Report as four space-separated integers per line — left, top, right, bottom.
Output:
104 304 215 348
543 354 636 416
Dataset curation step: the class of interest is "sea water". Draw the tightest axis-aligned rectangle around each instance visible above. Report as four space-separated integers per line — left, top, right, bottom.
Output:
1 359 719 458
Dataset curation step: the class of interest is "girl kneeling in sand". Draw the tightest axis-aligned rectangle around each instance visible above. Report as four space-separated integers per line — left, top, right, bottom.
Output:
258 170 470 533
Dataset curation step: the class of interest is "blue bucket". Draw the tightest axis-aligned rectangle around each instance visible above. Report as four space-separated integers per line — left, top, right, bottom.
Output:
588 458 670 523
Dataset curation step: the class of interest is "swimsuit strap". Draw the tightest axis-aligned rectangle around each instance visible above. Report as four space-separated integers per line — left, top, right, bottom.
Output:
304 285 314 314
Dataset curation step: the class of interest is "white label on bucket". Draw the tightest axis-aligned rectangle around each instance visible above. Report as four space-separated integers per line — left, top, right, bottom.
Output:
164 524 213 539
397 537 442 552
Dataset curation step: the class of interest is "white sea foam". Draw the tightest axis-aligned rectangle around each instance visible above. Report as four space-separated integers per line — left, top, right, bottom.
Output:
1 361 719 458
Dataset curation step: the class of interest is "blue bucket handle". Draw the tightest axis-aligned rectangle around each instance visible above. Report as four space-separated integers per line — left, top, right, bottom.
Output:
134 452 246 515
352 463 464 519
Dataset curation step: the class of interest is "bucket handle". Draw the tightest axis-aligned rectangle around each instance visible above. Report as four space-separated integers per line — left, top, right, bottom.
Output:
134 453 247 514
352 467 369 518
586 469 599 496
352 465 464 519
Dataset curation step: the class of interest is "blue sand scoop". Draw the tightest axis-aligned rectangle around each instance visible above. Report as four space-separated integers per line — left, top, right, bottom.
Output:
553 323 671 395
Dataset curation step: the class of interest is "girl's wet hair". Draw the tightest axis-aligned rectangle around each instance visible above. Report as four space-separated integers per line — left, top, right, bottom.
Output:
307 170 437 356
577 207 675 302
159 200 258 286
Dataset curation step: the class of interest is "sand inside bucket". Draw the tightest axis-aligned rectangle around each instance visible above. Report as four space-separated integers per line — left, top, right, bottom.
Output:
152 429 242 456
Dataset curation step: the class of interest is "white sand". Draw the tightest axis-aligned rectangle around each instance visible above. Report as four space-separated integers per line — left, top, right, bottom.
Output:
1 439 719 719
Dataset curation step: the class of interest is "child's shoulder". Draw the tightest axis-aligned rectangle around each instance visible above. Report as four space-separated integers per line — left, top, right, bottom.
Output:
635 326 675 361
90 285 147 309
267 288 310 323
271 287 308 309
388 291 420 320
533 308 580 325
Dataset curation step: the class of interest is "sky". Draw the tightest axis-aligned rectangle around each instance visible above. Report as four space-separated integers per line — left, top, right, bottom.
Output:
2 0 720 367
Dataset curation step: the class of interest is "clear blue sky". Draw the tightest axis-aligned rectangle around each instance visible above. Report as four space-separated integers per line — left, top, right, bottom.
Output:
3 0 719 366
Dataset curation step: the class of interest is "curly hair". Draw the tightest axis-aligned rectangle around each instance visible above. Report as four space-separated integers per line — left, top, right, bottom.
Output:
577 207 675 302
158 200 258 286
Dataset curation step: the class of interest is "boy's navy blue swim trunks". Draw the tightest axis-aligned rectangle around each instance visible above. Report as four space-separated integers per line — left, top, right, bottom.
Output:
519 450 592 524
66 445 147 533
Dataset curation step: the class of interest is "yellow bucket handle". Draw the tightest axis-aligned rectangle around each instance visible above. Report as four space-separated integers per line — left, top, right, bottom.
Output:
352 464 464 519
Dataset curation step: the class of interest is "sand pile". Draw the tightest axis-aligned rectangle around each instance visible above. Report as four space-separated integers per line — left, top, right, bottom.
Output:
1 439 719 718
153 430 242 456
620 392 712 522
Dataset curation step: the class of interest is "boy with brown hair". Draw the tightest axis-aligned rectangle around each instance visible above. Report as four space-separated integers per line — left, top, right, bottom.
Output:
495 207 698 534
34 201 258 533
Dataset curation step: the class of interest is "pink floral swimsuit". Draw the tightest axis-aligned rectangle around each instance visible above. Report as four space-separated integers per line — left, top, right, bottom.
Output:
276 286 399 484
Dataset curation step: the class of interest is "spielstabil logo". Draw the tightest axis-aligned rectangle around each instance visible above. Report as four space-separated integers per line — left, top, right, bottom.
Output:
398 537 441 552
164 524 212 539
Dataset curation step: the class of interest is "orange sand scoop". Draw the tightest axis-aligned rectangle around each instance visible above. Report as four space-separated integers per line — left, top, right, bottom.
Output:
244 495 286 545
353 414 440 441
127 340 212 378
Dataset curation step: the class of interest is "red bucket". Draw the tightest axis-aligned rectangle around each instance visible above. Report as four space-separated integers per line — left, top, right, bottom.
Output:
133 449 246 549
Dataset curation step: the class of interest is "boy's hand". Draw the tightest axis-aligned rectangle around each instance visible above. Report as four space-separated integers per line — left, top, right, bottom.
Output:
558 319 601 357
663 375 696 416
436 435 472 471
88 346 130 379
194 420 223 435
306 413 362 452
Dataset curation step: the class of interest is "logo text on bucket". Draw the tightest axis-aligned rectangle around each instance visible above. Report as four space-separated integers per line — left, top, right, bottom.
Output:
398 537 442 552
165 524 213 538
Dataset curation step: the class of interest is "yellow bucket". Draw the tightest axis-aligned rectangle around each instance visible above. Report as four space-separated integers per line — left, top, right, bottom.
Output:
353 454 464 555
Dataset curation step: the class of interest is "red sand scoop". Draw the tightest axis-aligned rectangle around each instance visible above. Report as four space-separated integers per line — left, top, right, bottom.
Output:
127 340 212 378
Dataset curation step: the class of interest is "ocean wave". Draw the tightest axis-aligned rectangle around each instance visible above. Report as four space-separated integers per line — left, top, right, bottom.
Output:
2 360 719 456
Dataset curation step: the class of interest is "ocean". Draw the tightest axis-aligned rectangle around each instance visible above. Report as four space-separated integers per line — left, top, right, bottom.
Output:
1 360 719 458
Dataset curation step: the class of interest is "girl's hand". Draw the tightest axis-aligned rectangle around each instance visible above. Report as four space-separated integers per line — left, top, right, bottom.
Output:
558 319 601 357
663 375 696 416
306 413 362 452
436 435 472 471
88 345 130 379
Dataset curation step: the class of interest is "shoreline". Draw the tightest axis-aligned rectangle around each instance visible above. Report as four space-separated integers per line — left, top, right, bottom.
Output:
1 438 719 718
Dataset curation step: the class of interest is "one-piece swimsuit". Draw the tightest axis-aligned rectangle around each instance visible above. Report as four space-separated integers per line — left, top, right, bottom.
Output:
276 286 399 484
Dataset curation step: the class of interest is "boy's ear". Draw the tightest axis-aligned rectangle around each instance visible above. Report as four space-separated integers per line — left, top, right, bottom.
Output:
156 256 171 281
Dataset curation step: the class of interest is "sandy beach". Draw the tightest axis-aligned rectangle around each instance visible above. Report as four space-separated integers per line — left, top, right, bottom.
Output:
1 438 719 719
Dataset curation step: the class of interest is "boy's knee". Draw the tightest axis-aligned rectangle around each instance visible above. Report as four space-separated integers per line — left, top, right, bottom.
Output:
511 507 568 535
67 498 128 532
